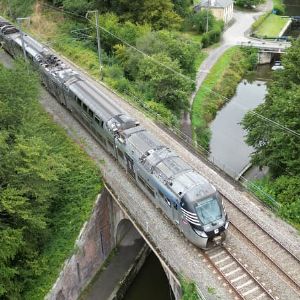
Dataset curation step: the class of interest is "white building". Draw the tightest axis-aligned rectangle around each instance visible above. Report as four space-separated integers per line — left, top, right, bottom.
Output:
195 0 234 24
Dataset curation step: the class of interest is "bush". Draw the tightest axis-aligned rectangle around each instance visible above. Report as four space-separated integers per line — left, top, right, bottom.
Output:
201 21 224 48
273 0 285 15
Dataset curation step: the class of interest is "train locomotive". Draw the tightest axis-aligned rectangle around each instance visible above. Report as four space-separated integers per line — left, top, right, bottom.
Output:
0 18 229 249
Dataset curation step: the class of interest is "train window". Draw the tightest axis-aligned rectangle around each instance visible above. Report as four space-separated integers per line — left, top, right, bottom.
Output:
117 149 124 160
165 198 171 207
82 103 88 112
101 121 104 128
158 190 164 198
88 109 93 117
137 175 145 186
95 116 100 124
174 203 178 210
76 97 82 106
146 184 155 198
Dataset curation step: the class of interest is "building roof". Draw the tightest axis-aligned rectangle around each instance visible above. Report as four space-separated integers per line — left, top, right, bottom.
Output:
197 0 233 8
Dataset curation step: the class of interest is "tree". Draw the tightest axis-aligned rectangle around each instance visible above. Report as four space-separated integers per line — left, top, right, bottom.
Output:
242 40 300 178
135 30 198 75
190 9 215 33
136 53 193 114
109 0 183 29
172 0 193 17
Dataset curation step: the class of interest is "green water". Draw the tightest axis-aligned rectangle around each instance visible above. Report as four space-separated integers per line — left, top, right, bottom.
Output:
123 252 174 300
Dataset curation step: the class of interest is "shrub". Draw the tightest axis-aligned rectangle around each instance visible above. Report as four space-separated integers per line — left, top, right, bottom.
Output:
273 0 285 15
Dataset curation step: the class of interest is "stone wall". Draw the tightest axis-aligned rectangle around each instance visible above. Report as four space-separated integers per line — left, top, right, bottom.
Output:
46 189 126 300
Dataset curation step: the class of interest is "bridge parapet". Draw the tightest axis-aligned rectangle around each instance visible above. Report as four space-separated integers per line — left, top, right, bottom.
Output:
240 40 291 53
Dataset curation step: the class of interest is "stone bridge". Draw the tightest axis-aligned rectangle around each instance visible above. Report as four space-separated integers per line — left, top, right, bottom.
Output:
240 40 291 63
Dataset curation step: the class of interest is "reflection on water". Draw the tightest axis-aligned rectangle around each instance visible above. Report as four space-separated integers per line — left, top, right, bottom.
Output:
209 65 271 178
123 252 174 300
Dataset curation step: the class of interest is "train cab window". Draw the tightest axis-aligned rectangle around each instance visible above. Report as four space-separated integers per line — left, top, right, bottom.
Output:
173 203 178 210
95 116 100 124
82 103 88 112
88 109 93 117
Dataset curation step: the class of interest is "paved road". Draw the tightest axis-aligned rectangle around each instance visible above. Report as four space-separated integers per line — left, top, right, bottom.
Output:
182 0 273 137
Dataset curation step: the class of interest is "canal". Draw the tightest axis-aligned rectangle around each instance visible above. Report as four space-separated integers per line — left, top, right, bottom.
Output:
123 252 174 300
209 65 272 179
284 0 300 16
284 0 300 38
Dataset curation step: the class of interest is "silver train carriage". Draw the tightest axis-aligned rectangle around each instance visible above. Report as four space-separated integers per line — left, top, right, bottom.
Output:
0 18 229 249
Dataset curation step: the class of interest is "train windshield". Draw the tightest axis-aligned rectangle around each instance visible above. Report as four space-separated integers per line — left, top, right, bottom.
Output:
195 197 222 225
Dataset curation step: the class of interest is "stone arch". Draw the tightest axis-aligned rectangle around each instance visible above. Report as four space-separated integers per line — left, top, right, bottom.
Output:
115 218 133 245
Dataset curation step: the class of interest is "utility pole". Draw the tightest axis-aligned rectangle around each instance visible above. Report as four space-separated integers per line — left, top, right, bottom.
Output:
206 0 210 33
86 10 103 80
16 17 30 62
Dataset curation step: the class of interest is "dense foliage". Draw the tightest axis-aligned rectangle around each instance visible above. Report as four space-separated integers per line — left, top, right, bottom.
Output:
0 61 101 299
0 0 36 18
272 0 285 15
47 0 183 29
242 39 300 228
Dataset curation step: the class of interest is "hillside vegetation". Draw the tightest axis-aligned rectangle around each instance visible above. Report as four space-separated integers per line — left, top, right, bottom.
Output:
242 40 300 230
0 60 102 299
0 0 224 127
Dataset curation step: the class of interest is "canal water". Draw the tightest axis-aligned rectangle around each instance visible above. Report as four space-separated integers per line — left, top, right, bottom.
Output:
209 65 271 178
123 252 174 300
284 0 300 38
284 0 300 16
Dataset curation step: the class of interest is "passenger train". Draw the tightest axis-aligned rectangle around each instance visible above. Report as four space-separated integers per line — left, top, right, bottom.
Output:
0 18 228 249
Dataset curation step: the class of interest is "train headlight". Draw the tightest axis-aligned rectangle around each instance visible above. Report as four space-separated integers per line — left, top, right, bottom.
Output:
224 221 229 229
194 229 208 238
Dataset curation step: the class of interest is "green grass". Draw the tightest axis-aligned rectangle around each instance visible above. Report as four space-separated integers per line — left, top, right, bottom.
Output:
191 46 257 149
192 47 238 133
254 14 289 38
194 51 208 70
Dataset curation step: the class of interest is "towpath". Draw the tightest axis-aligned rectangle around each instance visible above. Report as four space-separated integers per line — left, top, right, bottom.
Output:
181 0 273 137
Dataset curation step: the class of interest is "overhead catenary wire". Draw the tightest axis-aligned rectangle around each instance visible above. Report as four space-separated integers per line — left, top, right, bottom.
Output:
27 3 294 208
40 2 300 139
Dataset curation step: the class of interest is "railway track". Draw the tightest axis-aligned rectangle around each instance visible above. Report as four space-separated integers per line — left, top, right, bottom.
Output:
224 199 300 289
205 245 278 300
201 195 300 300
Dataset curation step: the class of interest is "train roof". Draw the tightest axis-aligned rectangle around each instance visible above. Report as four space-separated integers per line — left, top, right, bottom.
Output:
69 80 122 121
120 126 215 199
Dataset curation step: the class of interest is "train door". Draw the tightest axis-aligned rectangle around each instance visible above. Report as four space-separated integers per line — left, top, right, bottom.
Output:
172 201 180 226
125 154 135 179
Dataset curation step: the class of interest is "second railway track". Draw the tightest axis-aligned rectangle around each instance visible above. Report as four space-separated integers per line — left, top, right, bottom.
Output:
204 245 278 300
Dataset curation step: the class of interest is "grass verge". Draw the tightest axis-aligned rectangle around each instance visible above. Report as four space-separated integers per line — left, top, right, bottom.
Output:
254 14 289 38
191 47 257 150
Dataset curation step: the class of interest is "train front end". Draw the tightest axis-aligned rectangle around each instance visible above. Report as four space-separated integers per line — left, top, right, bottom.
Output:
179 178 229 250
